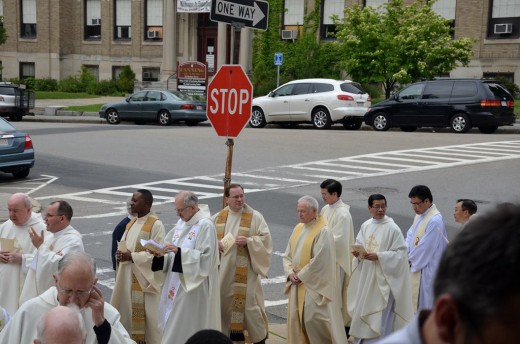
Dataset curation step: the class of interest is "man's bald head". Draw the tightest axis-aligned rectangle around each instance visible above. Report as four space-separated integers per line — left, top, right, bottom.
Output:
8 193 32 226
34 305 86 344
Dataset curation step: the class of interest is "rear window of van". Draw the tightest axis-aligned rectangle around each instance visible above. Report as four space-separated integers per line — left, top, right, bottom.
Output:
485 82 513 100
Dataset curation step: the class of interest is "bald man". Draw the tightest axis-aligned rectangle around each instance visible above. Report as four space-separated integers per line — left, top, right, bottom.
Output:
34 305 86 344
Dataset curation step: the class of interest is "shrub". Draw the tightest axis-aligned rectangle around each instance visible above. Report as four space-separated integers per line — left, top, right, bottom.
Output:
89 80 122 96
58 76 83 93
117 66 135 93
33 78 58 91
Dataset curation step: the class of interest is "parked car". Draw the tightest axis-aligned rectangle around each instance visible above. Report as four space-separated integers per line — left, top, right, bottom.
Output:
364 79 516 133
99 90 207 126
0 82 35 121
0 117 34 178
250 78 371 130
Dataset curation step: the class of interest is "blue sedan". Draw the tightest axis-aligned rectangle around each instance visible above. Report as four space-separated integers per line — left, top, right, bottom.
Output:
0 117 34 178
99 90 207 126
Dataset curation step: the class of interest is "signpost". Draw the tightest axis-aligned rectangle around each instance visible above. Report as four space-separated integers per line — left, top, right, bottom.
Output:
210 0 269 30
207 65 253 204
177 61 207 97
274 52 283 87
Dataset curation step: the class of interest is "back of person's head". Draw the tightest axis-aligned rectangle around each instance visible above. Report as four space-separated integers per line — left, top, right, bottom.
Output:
184 329 232 344
49 200 74 221
457 198 477 215
434 203 520 337
408 185 433 203
320 179 342 197
34 305 86 344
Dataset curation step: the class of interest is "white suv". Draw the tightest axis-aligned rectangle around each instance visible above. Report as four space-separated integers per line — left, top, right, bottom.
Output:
250 78 371 130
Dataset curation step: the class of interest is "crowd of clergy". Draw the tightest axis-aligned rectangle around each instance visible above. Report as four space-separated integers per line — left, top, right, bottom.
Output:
0 180 483 344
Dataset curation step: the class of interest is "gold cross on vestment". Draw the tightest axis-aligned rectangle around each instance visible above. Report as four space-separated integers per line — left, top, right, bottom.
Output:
366 234 379 253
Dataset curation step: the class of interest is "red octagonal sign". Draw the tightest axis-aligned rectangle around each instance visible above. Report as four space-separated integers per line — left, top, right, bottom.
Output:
207 65 253 138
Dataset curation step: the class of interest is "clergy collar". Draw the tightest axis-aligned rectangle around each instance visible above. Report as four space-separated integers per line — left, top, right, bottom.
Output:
186 209 207 225
136 212 152 220
329 199 342 208
53 225 72 238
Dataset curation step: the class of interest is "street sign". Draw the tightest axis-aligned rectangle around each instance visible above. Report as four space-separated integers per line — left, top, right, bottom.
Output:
210 0 269 31
274 52 283 66
207 65 253 138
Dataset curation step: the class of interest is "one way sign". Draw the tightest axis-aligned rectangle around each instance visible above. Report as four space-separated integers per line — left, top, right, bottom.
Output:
210 0 269 31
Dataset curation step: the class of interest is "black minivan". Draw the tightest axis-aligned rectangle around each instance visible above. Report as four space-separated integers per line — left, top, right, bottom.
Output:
364 79 516 133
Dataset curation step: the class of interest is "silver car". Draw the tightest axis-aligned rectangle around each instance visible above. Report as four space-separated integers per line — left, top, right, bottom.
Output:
250 78 371 130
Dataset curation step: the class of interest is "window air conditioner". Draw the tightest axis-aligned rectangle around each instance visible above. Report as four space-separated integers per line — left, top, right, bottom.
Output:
281 30 297 40
143 72 152 79
147 30 160 39
494 23 513 34
91 18 101 25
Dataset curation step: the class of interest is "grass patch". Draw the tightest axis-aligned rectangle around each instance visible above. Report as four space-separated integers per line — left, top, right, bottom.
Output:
36 91 99 99
65 104 105 112
515 100 520 118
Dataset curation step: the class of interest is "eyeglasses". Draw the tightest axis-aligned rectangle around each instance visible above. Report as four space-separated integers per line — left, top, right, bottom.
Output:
410 200 425 207
175 206 190 213
44 213 62 218
371 205 387 210
57 284 93 298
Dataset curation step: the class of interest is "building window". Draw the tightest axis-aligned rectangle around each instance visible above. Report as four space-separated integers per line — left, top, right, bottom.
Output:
0 0 3 16
488 0 520 39
85 0 101 40
112 66 124 80
431 0 456 20
114 0 131 40
483 72 515 83
321 0 343 39
142 67 160 81
21 0 37 38
145 0 163 40
19 62 35 80
0 61 2 80
83 65 99 81
284 0 304 26
364 0 387 8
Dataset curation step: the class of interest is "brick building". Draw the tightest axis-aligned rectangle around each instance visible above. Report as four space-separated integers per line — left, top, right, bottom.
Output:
0 0 518 86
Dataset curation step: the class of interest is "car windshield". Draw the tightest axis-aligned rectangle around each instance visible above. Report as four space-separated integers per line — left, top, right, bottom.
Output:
485 82 513 100
340 82 366 94
167 90 194 101
0 119 16 132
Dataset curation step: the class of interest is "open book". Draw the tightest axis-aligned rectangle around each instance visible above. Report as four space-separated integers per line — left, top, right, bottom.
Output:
140 239 166 255
351 244 368 259
0 238 15 252
220 232 235 256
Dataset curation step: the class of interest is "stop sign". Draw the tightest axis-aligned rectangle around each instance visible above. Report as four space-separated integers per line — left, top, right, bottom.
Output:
207 65 253 137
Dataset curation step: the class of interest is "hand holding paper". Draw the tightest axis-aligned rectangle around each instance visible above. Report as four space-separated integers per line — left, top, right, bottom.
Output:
220 232 235 255
351 244 368 259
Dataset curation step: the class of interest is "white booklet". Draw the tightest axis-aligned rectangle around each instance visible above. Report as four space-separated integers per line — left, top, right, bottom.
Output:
351 244 368 259
0 238 15 252
140 239 166 255
220 232 235 256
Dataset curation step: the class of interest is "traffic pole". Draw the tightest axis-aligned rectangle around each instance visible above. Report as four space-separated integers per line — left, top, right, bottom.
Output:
223 138 234 208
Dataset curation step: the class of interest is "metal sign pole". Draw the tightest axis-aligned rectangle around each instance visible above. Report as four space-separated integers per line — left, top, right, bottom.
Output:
223 138 234 208
277 65 280 87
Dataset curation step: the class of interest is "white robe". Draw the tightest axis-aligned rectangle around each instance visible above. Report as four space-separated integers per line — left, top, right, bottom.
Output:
19 225 84 304
110 213 165 344
159 210 220 344
213 204 272 343
347 216 414 341
283 220 348 344
405 206 447 310
0 287 135 344
0 213 46 314
321 199 355 326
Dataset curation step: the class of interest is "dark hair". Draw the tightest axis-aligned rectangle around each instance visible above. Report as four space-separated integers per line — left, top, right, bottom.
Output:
433 203 520 333
408 185 433 203
224 184 244 197
136 189 153 206
368 194 387 207
185 329 232 344
320 179 342 197
49 200 73 221
457 199 477 215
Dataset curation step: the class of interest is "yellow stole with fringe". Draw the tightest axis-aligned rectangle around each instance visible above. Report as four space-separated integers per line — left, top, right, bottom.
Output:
289 215 326 344
123 214 158 343
215 207 253 342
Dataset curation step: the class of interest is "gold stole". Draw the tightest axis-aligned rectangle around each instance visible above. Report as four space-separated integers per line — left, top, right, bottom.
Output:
289 215 326 344
215 208 253 341
410 205 439 311
123 215 158 344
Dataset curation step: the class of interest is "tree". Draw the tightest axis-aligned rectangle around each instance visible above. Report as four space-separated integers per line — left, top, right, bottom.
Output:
0 16 7 45
334 0 474 98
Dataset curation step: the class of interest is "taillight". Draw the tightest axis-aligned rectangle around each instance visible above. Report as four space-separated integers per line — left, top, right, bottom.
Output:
180 104 196 110
507 100 515 108
337 94 354 101
24 134 33 150
481 100 501 107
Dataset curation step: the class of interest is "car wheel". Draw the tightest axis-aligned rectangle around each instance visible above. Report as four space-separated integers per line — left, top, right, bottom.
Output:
12 167 30 179
158 110 171 126
9 114 23 122
343 120 362 130
400 126 417 132
450 113 471 133
250 107 267 128
106 109 121 125
312 107 332 129
372 112 391 131
185 120 199 126
478 126 498 134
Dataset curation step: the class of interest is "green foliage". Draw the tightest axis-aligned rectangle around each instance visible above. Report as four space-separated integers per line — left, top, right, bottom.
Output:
36 91 98 99
334 0 475 98
58 75 84 93
33 78 59 91
116 66 135 94
0 16 7 45
79 66 97 93
87 80 123 96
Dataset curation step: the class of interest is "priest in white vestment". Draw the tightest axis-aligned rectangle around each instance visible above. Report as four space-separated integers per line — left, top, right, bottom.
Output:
0 193 46 314
213 184 272 343
347 194 414 343
320 179 355 332
152 191 220 344
20 200 84 304
110 190 165 344
0 252 135 344
283 196 347 344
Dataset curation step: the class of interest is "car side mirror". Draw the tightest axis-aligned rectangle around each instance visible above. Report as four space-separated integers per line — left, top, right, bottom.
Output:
125 97 130 102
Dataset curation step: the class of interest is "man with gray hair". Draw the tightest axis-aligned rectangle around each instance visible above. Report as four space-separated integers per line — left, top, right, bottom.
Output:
0 251 134 343
151 191 220 344
34 305 87 344
0 192 46 314
283 195 347 344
